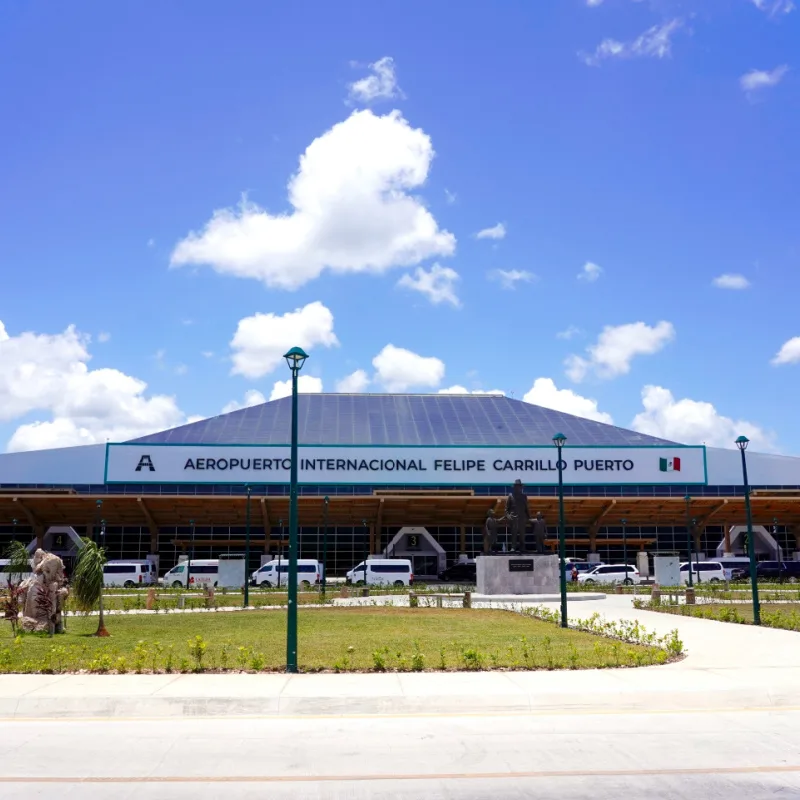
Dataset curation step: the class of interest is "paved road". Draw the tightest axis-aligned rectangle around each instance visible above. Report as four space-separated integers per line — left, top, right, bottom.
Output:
3 596 799 797
2 707 799 799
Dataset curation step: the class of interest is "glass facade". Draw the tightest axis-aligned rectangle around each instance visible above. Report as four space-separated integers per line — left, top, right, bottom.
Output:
1 479 797 577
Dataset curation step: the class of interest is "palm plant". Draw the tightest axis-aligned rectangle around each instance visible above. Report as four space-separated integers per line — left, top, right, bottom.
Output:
72 539 110 636
2 540 30 637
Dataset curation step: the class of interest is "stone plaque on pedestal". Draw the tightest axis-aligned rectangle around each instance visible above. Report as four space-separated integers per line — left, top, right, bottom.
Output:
476 554 559 595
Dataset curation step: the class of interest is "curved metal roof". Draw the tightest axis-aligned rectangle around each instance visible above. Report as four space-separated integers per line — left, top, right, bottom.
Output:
130 394 675 447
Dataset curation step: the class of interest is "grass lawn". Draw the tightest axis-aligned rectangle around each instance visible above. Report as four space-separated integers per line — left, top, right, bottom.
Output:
0 607 668 673
643 602 800 631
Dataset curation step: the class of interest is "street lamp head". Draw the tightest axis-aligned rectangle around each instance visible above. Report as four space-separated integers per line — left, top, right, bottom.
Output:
621 518 627 525
96 499 102 508
684 494 691 503
735 435 750 452
552 432 567 448
283 346 309 372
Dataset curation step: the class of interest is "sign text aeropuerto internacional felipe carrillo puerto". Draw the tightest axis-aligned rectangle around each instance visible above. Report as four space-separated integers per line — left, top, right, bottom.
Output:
105 444 707 486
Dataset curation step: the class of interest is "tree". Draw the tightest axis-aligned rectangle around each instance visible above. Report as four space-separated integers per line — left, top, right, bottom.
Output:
2 541 30 637
72 539 110 637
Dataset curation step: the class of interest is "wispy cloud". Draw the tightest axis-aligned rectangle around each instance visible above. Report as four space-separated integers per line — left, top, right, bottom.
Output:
712 274 750 290
347 56 402 104
740 65 789 95
475 223 507 240
556 325 581 340
581 18 684 67
751 0 794 18
444 189 457 205
397 264 461 306
489 269 535 290
578 262 603 282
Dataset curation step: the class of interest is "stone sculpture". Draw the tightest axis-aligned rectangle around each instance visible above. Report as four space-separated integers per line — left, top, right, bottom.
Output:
532 511 548 555
483 509 499 554
505 479 531 553
19 549 69 634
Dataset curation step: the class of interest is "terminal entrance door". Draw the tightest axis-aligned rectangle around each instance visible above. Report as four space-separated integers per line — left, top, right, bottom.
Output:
412 555 438 578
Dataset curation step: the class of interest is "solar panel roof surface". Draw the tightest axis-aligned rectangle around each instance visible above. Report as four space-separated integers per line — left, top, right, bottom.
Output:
129 394 677 446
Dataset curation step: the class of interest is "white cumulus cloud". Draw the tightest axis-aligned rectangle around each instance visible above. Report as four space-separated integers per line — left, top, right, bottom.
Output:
712 273 750 290
438 386 504 395
772 337 800 366
631 385 775 451
269 375 324 401
582 18 684 66
221 389 267 415
347 56 402 104
336 369 371 393
0 320 189 452
578 261 603 282
397 264 460 306
372 344 445 392
523 378 613 424
170 110 455 290
229 301 338 379
565 321 675 383
489 269 535 290
476 223 507 240
740 65 789 94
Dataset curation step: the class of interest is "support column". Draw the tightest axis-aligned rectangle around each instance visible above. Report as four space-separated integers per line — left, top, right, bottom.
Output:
587 527 600 563
723 522 732 556
35 526 45 550
459 525 467 557
792 525 800 561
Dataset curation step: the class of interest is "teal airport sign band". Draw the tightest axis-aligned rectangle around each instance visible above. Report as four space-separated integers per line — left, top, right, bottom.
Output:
104 443 708 486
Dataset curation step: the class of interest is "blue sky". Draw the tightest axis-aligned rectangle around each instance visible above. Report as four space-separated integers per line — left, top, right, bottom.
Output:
0 0 798 454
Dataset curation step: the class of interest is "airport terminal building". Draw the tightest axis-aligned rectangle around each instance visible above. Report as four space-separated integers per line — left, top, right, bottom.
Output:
1 394 799 578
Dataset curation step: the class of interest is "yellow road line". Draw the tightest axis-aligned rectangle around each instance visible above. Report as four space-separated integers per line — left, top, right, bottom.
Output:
1 705 799 723
1 765 800 783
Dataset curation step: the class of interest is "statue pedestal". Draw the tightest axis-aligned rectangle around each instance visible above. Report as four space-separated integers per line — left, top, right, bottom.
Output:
476 554 559 595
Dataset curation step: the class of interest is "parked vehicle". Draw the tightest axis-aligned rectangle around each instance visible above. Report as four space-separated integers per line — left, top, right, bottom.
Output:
0 558 33 582
577 564 640 585
679 561 726 584
563 561 600 574
346 558 414 587
756 561 800 583
438 561 476 583
250 559 323 588
160 559 218 588
103 561 154 588
716 557 753 581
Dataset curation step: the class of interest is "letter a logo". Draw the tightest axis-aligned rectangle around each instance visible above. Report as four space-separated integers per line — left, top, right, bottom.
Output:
135 455 155 472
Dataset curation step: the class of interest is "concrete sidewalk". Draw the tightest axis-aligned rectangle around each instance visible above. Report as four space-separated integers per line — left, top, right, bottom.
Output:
2 595 798 720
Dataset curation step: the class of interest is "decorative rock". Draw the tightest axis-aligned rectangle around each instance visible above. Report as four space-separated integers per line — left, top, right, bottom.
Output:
19 550 68 634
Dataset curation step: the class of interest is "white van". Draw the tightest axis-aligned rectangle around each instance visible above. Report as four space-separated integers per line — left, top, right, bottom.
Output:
103 561 154 588
346 559 413 587
160 559 219 588
679 561 726 584
250 559 322 588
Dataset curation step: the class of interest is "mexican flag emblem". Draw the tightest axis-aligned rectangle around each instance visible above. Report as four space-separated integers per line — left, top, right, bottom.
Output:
659 457 681 472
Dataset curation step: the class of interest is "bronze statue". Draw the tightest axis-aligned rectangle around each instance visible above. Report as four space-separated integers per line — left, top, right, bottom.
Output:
532 511 548 555
483 509 499 554
505 479 530 553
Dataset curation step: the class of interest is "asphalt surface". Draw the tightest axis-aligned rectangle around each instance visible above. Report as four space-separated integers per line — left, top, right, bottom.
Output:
2 708 799 799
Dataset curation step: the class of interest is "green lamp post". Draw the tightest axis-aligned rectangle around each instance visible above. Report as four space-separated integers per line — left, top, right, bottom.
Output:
552 433 568 628
284 346 309 673
244 485 251 607
621 518 628 584
322 496 329 598
684 495 693 587
736 435 761 625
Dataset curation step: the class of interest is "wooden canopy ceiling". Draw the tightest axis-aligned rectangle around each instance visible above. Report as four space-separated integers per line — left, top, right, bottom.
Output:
1 493 799 531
